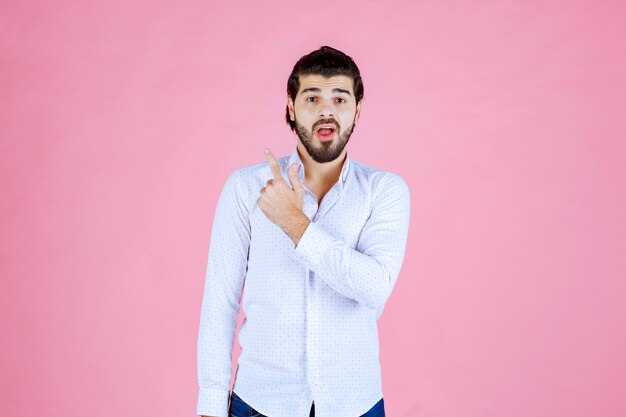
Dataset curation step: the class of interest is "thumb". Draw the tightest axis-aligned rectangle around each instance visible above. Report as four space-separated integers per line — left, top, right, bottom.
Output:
288 163 304 194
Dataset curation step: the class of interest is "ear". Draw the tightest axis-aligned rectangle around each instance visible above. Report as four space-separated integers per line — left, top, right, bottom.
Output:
355 100 363 123
287 96 295 121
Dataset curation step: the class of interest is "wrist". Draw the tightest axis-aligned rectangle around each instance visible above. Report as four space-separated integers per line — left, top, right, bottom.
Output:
285 210 310 246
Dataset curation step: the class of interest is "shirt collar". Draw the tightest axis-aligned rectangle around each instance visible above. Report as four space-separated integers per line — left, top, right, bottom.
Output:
287 147 351 184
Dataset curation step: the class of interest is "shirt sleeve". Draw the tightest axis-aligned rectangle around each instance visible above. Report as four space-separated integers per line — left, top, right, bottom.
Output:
197 169 250 417
292 173 411 312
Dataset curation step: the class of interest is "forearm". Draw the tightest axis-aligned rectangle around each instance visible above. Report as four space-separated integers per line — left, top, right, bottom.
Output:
282 209 311 247
293 221 402 310
196 284 238 417
292 173 410 311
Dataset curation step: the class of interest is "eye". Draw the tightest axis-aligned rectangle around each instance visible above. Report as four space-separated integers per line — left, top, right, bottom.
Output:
305 96 317 102
336 97 347 103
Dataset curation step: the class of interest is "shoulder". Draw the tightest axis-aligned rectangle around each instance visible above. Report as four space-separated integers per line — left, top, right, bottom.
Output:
221 157 286 210
229 152 302 185
229 157 277 187
349 159 410 197
221 162 264 198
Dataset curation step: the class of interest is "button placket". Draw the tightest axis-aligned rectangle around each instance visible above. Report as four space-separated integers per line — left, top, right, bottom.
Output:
305 269 317 390
303 188 319 392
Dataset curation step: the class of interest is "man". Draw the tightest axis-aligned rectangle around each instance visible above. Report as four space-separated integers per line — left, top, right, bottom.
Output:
197 46 410 417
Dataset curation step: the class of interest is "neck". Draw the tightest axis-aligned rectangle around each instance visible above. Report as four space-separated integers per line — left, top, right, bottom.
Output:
297 144 346 185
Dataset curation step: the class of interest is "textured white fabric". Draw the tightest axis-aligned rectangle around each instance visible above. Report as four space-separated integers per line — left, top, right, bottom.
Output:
197 147 410 417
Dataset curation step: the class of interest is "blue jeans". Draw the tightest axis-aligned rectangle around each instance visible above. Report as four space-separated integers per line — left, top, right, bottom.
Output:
228 391 385 417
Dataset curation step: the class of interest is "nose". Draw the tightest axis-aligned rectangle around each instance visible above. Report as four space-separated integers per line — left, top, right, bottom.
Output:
318 102 335 119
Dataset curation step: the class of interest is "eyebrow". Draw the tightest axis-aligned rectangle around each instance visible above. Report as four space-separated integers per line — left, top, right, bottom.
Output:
300 87 352 96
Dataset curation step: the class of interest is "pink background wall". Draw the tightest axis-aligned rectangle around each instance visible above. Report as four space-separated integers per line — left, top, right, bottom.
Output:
1 1 625 416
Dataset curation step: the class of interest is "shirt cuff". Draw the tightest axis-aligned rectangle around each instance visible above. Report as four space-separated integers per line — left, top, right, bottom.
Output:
293 220 336 270
196 387 230 417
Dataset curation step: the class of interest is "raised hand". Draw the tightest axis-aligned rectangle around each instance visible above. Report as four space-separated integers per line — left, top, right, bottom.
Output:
257 148 310 245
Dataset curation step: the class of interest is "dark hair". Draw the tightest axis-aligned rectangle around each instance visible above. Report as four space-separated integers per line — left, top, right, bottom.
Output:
285 46 364 131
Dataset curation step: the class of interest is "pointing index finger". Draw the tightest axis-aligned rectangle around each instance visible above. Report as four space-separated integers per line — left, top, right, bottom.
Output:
264 148 283 181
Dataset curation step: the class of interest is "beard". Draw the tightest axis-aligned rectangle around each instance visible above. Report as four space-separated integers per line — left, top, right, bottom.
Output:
294 116 356 163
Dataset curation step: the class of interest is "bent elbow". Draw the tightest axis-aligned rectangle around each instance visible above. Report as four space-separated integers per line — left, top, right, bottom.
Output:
363 268 394 311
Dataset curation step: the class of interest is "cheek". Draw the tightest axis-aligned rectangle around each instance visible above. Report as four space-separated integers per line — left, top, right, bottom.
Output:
340 111 356 126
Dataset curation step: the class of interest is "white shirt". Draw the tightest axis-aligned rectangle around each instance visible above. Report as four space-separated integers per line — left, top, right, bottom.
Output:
197 146 411 417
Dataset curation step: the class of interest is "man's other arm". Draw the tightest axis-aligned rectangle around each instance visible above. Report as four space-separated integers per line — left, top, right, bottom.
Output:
197 170 250 417
292 173 410 312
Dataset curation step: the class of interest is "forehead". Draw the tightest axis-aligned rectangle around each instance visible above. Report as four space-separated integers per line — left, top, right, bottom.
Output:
297 74 354 95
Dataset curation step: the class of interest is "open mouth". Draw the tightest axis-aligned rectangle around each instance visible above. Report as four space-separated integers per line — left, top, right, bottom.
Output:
315 124 337 141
